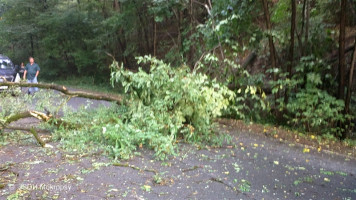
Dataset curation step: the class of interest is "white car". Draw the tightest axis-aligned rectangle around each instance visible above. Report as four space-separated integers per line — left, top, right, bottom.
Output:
0 54 18 90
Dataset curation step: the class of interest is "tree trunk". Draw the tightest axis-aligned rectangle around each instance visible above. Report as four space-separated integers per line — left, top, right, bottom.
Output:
345 42 356 114
304 0 310 55
28 7 35 57
261 0 279 106
154 21 157 57
285 0 296 105
338 0 346 100
113 0 120 11
297 0 306 57
261 0 277 73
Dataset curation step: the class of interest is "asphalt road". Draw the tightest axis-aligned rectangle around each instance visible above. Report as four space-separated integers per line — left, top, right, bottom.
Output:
0 93 355 200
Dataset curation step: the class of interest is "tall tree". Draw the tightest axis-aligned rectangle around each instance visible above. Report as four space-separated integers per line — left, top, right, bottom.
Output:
345 41 356 114
304 0 309 55
338 0 346 100
285 0 296 104
261 0 278 105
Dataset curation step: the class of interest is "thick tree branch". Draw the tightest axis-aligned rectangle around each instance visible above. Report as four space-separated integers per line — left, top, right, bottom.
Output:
30 127 46 147
5 126 48 133
1 110 80 132
4 111 32 125
0 82 123 104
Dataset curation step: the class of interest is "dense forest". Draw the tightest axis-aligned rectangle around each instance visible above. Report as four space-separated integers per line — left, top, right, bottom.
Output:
0 0 355 139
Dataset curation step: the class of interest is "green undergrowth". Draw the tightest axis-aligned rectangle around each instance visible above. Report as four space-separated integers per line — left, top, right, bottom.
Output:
52 56 235 160
259 122 356 148
49 76 121 94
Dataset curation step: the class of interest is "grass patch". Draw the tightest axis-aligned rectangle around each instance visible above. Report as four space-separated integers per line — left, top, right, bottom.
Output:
47 76 122 94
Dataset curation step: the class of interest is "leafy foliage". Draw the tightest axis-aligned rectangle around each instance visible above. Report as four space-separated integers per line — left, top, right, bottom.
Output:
109 56 234 158
270 56 353 135
195 53 268 122
53 56 234 160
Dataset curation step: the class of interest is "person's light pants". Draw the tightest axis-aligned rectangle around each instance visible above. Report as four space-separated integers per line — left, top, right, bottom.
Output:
27 77 39 94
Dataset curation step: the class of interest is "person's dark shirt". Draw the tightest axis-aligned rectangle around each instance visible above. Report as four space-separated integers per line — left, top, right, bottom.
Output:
18 67 25 79
25 63 40 80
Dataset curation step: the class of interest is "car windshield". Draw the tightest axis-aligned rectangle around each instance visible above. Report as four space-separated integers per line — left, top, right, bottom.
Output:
0 59 14 69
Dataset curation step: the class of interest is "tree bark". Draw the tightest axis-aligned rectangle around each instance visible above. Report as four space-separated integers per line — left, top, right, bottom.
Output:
1 110 81 132
28 7 35 57
345 42 356 114
261 0 277 78
304 0 310 55
297 0 306 57
285 0 296 105
0 82 123 104
261 0 279 106
338 0 346 100
2 111 32 127
154 21 157 57
5 126 48 133
30 128 46 147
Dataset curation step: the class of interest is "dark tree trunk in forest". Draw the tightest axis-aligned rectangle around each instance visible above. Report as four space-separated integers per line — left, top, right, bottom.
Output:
261 0 278 106
284 0 296 105
297 0 306 57
345 42 356 114
28 7 34 57
113 0 120 11
154 21 157 56
304 0 310 54
261 0 277 74
30 35 34 57
338 0 346 100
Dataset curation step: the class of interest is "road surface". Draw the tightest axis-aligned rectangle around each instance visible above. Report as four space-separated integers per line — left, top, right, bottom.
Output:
0 93 355 199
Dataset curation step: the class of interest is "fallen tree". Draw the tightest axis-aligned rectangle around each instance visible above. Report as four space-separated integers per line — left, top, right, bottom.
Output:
0 81 123 104
0 82 95 146
0 81 119 147
1 110 80 131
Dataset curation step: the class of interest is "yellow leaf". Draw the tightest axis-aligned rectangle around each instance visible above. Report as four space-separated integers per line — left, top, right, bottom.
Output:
303 148 310 153
253 144 259 147
143 185 151 191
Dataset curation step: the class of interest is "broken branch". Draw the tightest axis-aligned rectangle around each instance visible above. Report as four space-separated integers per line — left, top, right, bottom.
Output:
30 127 46 147
0 82 123 104
112 162 157 174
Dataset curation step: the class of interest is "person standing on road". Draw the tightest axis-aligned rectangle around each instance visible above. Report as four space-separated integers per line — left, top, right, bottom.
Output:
18 62 26 79
23 57 40 95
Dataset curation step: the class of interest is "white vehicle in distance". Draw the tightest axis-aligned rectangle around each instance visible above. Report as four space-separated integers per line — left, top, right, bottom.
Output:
0 54 18 90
